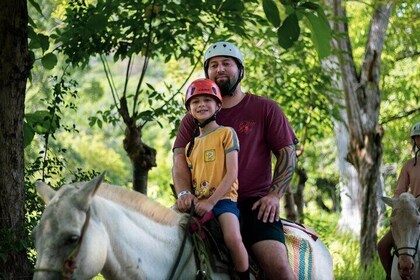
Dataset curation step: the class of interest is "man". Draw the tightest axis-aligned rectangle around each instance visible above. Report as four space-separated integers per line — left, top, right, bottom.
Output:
172 41 298 280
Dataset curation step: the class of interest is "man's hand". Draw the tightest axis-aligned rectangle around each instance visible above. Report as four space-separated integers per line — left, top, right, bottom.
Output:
176 194 198 212
252 193 280 223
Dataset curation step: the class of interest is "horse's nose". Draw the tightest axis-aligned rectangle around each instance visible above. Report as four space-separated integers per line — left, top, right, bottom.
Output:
398 256 415 278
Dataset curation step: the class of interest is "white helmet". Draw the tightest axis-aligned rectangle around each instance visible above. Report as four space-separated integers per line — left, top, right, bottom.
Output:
204 41 244 68
411 122 420 137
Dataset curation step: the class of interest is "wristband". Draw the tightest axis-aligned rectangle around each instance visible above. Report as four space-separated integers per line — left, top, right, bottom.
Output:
177 190 191 199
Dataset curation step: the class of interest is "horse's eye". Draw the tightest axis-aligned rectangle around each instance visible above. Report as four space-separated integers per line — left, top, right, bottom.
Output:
66 235 79 245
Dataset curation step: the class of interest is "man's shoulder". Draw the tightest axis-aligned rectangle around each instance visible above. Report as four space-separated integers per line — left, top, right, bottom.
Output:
246 93 278 106
404 157 418 168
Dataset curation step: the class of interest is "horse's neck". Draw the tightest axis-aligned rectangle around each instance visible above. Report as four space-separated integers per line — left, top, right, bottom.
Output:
90 197 195 279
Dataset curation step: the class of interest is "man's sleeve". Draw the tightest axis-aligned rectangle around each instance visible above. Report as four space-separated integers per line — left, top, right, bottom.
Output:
173 114 196 150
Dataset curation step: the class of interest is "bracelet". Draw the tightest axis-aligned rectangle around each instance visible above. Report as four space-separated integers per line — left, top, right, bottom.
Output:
177 190 191 199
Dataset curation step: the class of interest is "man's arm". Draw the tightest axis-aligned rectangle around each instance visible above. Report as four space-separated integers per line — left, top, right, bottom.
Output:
270 144 297 196
252 144 296 223
172 147 197 211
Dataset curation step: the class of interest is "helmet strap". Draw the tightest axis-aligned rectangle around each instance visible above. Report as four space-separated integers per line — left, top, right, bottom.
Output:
194 109 219 128
225 67 244 96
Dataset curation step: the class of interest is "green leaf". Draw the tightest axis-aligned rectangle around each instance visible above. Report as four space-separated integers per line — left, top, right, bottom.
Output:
263 0 281 28
221 0 244 11
25 110 59 134
38 34 50 53
28 0 44 17
24 122 35 148
87 14 108 31
41 53 57 70
277 13 300 49
299 2 320 11
88 116 97 127
304 9 332 59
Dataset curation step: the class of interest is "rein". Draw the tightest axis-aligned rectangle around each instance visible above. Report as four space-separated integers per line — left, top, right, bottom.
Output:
167 206 195 280
34 208 91 279
167 205 210 280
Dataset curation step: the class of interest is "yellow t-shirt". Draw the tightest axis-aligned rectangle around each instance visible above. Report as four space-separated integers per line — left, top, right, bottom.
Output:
186 126 239 201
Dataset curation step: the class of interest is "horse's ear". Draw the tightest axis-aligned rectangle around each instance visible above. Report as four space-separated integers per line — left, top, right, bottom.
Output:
35 181 57 204
382 196 394 208
76 172 106 210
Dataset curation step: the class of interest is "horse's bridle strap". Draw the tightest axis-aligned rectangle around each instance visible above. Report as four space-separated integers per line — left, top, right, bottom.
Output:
394 234 420 259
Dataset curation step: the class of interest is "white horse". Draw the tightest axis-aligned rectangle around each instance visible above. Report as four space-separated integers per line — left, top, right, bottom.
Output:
33 173 334 280
382 193 420 280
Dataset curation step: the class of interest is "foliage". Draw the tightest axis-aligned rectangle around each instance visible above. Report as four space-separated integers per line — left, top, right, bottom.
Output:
262 0 332 58
304 204 386 279
343 0 420 196
242 25 338 146
21 0 419 274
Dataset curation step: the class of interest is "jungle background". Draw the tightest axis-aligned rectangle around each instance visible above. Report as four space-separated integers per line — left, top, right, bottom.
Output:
1 0 419 279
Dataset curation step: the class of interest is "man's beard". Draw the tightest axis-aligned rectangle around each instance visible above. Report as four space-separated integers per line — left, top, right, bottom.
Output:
216 74 238 97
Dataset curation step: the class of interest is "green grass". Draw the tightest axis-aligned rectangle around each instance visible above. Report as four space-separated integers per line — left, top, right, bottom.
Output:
302 206 387 280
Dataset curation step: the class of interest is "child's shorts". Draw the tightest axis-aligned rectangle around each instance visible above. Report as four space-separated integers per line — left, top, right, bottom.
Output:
212 199 240 218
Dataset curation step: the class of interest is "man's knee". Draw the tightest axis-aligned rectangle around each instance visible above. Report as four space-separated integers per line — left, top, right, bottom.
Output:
252 240 290 268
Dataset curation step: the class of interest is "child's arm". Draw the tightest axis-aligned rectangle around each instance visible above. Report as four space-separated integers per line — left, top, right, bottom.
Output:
194 150 238 216
208 150 238 205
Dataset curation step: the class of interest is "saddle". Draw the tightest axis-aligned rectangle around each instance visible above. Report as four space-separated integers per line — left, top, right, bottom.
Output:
189 213 318 280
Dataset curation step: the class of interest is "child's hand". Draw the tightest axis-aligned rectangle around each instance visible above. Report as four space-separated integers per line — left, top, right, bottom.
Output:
195 199 215 216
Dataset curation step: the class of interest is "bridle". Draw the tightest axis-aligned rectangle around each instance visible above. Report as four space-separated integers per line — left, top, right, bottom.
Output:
34 208 91 279
394 233 420 260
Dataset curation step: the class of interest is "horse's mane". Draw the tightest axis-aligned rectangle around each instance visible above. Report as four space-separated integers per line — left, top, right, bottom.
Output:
94 183 186 226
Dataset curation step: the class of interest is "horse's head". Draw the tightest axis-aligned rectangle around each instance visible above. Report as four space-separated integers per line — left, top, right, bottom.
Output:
33 173 105 280
383 193 420 280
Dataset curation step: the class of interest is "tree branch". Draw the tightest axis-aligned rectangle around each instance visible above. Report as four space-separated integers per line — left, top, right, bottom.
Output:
380 107 420 125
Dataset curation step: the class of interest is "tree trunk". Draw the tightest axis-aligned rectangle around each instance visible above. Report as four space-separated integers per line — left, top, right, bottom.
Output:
0 0 32 278
123 123 156 194
321 37 361 235
284 186 298 222
332 0 392 266
294 167 307 222
334 117 361 235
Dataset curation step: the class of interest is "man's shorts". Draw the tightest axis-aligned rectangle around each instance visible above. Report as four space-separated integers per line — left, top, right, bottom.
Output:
212 199 240 218
238 197 285 247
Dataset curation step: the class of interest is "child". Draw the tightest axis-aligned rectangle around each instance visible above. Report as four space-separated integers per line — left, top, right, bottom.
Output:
180 78 249 279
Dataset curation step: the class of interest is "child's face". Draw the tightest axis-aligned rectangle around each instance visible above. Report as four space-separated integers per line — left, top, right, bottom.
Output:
188 95 220 122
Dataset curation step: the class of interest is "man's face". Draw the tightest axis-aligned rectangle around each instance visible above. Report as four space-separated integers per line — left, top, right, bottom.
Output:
207 56 239 96
414 135 420 147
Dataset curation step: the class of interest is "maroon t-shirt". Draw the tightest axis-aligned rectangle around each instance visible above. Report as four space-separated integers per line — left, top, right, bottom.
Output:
173 93 297 200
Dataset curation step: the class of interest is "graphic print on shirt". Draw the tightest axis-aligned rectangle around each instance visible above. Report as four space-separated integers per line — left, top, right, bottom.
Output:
204 149 216 162
237 121 256 134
